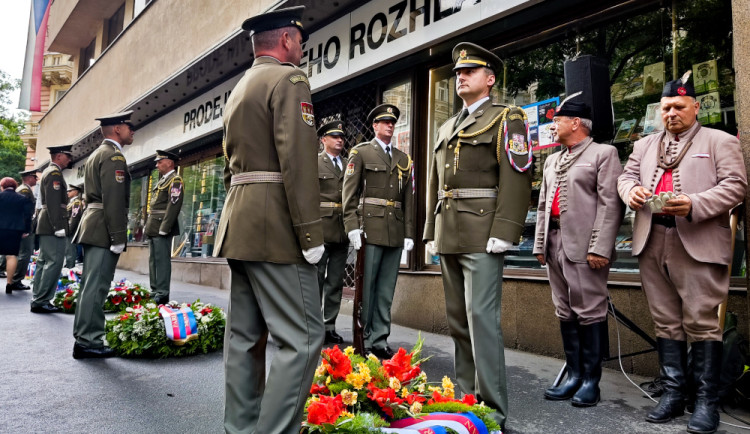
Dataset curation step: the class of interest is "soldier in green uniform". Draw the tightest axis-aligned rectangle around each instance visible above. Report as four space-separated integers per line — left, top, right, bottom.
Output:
31 145 73 313
65 184 84 268
214 7 325 433
316 120 349 344
72 111 134 359
342 104 415 359
6 169 38 292
145 150 184 304
423 43 533 429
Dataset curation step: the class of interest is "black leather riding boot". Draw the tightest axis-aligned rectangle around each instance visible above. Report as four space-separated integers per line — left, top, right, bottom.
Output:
686 340 722 434
571 321 605 407
544 321 582 400
646 338 687 423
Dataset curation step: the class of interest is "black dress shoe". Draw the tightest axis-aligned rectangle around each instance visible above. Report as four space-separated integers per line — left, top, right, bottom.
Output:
152 295 168 305
8 281 30 291
371 346 396 359
324 330 344 344
5 284 11 294
0 271 6 278
73 343 116 359
30 303 61 314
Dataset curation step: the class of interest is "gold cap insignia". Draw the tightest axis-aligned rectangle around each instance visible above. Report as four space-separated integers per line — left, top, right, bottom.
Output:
459 49 468 59
337 123 342 129
387 107 393 113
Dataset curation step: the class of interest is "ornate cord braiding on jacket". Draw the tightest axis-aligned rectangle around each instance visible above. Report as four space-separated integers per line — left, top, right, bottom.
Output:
455 110 505 174
500 108 533 172
396 154 412 191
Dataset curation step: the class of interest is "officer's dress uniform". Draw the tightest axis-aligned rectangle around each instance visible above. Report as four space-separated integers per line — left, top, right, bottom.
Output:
13 182 36 286
342 135 415 353
32 163 69 309
145 169 184 302
424 97 532 427
73 139 131 349
65 191 84 268
213 51 324 432
317 150 348 335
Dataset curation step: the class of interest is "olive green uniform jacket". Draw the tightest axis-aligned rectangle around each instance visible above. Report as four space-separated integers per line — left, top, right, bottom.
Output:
67 194 84 236
318 152 347 244
145 171 184 237
342 140 415 246
423 100 532 252
74 140 131 248
36 163 68 235
213 56 322 264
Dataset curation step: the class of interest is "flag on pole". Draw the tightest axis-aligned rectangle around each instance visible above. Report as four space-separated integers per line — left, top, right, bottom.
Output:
19 0 53 111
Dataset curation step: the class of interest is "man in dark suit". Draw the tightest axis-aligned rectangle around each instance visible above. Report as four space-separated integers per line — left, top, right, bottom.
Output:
1 178 34 293
618 73 747 433
7 169 38 291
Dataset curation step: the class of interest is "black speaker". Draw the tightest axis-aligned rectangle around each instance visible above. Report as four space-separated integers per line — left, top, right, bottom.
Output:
563 55 614 143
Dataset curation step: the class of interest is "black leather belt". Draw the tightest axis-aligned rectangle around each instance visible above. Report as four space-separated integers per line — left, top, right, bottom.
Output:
652 214 676 227
549 217 561 230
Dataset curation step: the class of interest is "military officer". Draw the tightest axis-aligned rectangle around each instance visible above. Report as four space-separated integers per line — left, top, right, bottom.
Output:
144 150 184 305
534 95 624 406
213 7 325 433
6 169 38 292
72 111 134 359
618 73 746 433
31 145 73 313
316 120 349 344
423 42 532 429
65 184 84 268
342 103 415 359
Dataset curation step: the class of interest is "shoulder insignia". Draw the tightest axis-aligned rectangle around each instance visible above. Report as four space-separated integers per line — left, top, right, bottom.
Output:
300 102 315 127
170 180 183 204
501 106 533 173
115 170 126 183
349 149 359 155
52 181 61 190
345 162 355 176
49 171 61 176
111 155 126 162
289 75 310 87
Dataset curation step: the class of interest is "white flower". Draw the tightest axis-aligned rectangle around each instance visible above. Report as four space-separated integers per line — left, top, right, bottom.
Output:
118 332 127 341
146 303 157 309
201 316 210 324
195 312 203 320
125 307 134 313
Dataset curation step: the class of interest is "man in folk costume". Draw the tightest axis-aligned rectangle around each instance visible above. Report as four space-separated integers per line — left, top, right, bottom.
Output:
533 93 623 406
618 71 747 434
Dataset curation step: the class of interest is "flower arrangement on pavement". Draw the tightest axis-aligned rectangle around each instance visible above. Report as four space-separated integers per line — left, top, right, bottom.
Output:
53 278 152 313
303 336 501 433
105 300 225 358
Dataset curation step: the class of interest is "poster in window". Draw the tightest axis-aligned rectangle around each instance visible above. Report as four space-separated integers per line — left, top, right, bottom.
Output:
698 92 721 124
693 60 718 94
643 102 664 135
643 62 665 95
522 97 559 149
615 119 637 141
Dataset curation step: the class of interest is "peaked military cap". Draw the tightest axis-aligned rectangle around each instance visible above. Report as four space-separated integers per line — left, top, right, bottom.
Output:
154 149 179 162
317 120 345 137
367 104 400 124
67 183 83 192
242 6 308 43
19 169 38 178
48 145 73 157
554 92 592 119
452 42 502 74
662 71 696 98
96 110 134 128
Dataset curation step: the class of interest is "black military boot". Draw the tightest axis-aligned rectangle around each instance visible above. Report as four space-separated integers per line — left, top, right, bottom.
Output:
571 321 606 407
646 338 687 423
544 321 582 400
686 340 722 434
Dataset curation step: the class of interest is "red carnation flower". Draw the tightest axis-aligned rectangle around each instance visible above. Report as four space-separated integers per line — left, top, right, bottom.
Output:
306 394 344 426
461 394 477 406
367 383 403 417
133 295 141 303
63 300 73 310
321 346 352 380
310 382 330 395
382 348 421 383
112 295 123 305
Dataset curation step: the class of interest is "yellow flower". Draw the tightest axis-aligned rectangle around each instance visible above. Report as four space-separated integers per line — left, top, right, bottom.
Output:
443 387 455 399
346 372 367 390
417 384 425 392
344 346 355 357
340 389 358 406
340 411 356 419
401 387 409 398
315 364 326 377
389 377 401 390
367 353 379 363
441 376 454 389
325 376 332 385
428 386 442 393
410 402 423 414
356 363 372 381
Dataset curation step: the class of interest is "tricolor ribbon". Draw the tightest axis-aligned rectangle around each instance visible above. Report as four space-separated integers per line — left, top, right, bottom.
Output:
386 412 491 434
159 306 199 345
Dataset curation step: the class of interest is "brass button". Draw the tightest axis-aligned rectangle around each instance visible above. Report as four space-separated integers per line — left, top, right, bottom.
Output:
390 185 393 188
389 212 392 215
367 213 371 216
445 164 450 168
473 140 477 144
480 209 484 213
444 185 448 189
448 145 453 149
446 204 451 209
305 233 310 237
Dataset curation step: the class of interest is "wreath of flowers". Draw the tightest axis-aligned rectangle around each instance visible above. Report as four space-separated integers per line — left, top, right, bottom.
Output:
303 336 501 433
53 278 152 313
105 300 225 358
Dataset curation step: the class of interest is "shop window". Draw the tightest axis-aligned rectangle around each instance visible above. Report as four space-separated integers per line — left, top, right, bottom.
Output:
127 173 152 243
106 4 126 48
78 38 96 77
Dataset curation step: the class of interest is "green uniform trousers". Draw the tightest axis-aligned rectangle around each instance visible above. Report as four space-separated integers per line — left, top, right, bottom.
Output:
316 242 349 331
362 244 401 351
440 252 507 429
12 234 34 284
65 236 78 268
31 235 67 307
148 235 173 300
224 259 324 434
73 245 119 348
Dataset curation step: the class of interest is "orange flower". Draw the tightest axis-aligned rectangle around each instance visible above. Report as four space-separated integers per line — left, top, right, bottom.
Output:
382 348 421 383
310 382 329 395
461 394 477 406
367 383 403 417
306 394 345 425
322 346 352 380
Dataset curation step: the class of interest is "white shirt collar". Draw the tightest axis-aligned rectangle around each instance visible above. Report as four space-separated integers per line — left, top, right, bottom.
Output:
465 96 490 115
104 138 123 152
160 169 175 181
326 152 341 163
374 137 393 153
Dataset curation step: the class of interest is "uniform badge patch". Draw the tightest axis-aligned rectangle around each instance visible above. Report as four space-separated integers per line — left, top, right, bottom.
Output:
300 102 315 127
111 155 126 162
170 182 183 204
509 133 529 155
345 162 355 176
115 170 125 183
52 181 60 190
72 204 80 218
289 75 310 87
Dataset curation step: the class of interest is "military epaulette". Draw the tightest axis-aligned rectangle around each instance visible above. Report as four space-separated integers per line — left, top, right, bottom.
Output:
111 155 126 162
289 74 310 87
349 149 359 155
49 171 61 176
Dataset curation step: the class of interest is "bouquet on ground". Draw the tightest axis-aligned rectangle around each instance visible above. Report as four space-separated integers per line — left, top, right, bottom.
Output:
53 283 80 313
105 300 225 358
303 336 501 433
103 279 152 312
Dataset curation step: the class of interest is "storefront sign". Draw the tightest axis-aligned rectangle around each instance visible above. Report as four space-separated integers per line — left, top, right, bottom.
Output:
301 0 538 91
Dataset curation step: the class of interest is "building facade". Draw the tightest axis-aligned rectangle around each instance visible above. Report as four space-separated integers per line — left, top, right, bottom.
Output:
35 0 750 375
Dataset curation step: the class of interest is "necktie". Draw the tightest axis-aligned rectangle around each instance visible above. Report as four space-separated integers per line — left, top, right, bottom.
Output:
332 157 341 175
385 146 392 163
455 108 469 131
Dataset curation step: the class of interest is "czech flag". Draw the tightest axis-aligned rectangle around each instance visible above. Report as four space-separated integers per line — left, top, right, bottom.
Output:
19 0 53 112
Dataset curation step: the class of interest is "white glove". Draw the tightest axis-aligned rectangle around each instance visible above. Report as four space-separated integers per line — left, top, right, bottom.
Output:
159 231 168 236
302 244 325 265
110 243 125 254
486 237 513 254
54 229 66 238
426 241 436 256
348 229 364 250
403 238 414 251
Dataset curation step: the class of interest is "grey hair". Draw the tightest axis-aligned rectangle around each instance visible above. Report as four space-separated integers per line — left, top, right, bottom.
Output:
251 27 294 52
579 118 593 133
